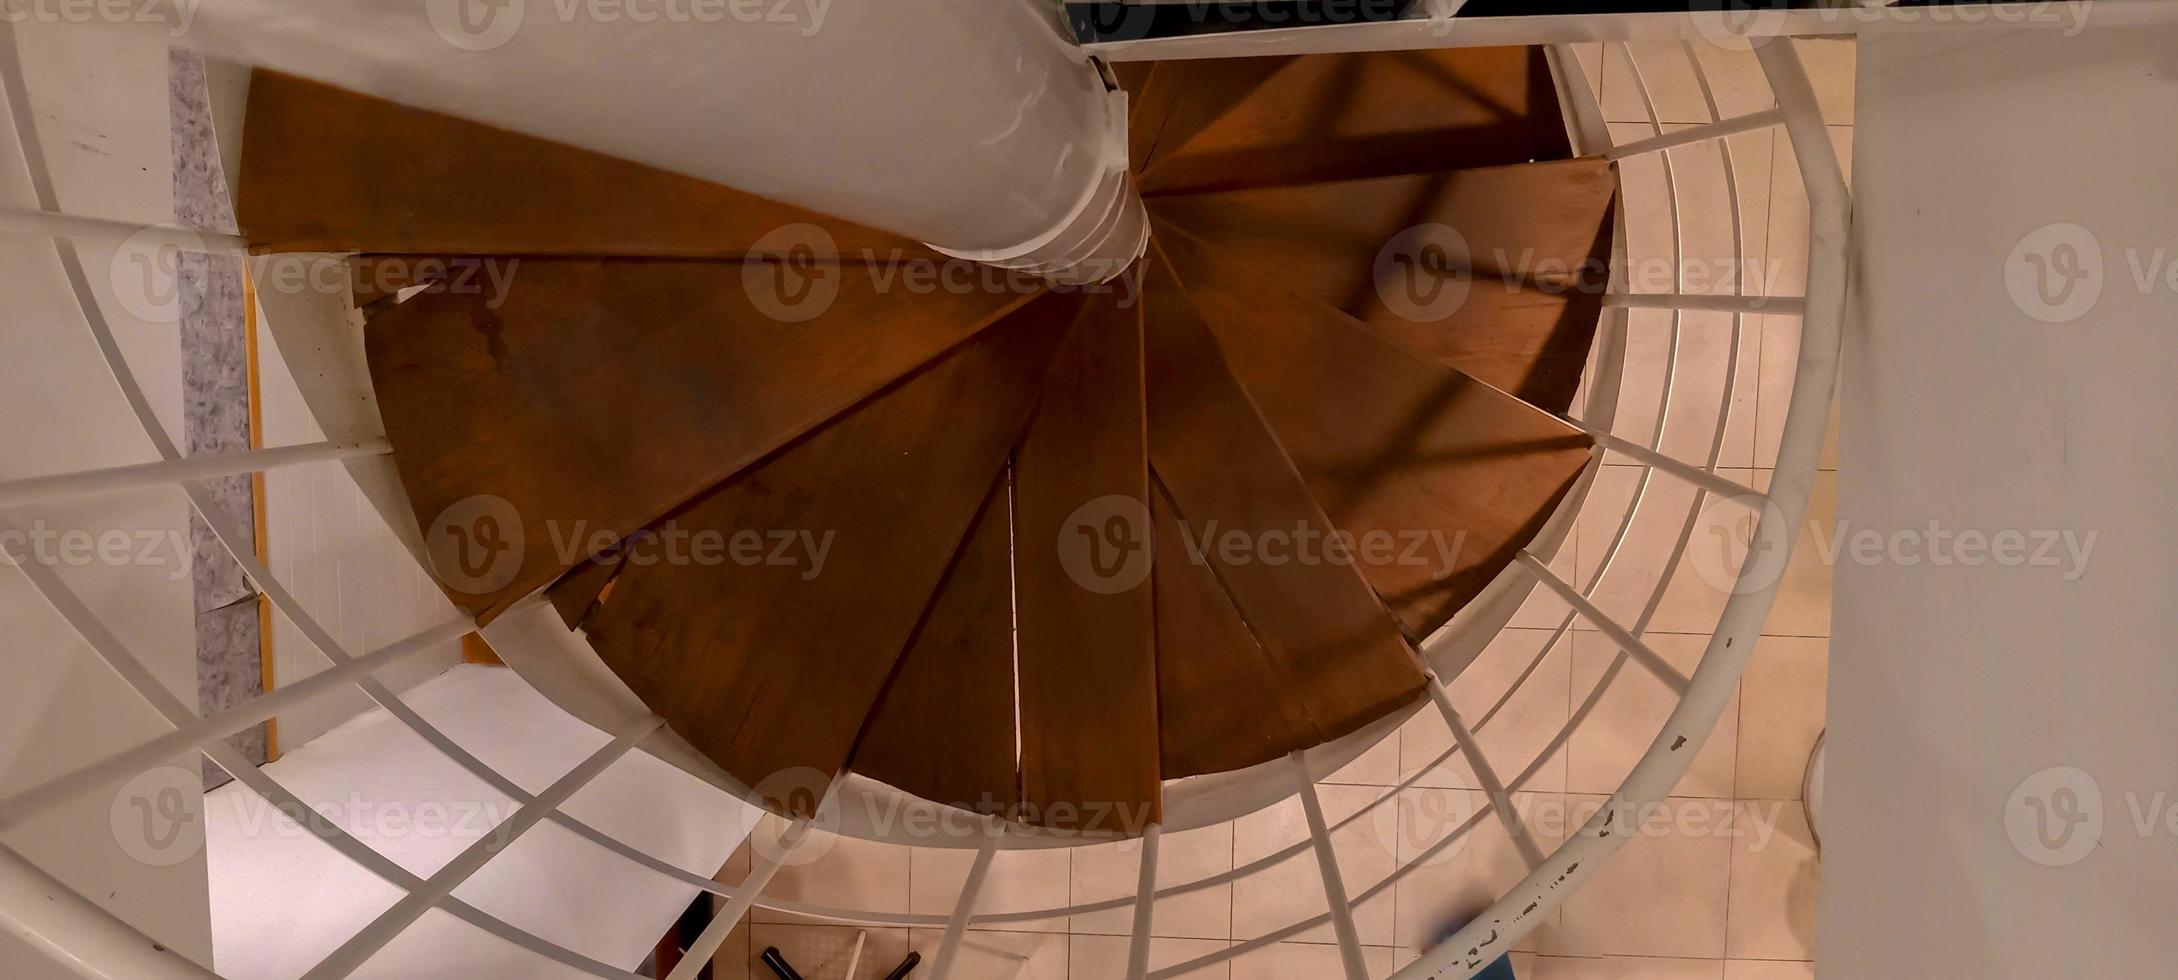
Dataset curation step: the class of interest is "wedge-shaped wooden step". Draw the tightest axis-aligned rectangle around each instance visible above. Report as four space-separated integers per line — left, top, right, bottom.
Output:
365 259 1040 623
1156 225 1592 640
1128 46 1573 196
582 296 1076 815
1148 158 1616 413
852 473 1021 818
1151 478 1326 779
1143 248 1428 745
1014 291 1160 832
238 70 925 258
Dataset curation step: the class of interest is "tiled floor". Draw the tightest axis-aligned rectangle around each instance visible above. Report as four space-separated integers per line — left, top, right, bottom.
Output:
704 38 1850 980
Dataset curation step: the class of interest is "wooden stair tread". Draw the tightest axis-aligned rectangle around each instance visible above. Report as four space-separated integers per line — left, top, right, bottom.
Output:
364 258 1038 623
851 472 1022 817
343 43 1616 823
238 70 925 258
1142 245 1430 743
580 295 1074 815
1013 290 1161 832
1156 223 1593 641
1127 46 1574 197
1146 157 1617 413
1151 476 1327 779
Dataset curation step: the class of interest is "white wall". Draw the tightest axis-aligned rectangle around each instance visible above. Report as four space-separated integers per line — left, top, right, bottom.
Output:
184 57 468 752
251 310 466 749
206 665 760 979
1824 22 2178 977
0 21 214 974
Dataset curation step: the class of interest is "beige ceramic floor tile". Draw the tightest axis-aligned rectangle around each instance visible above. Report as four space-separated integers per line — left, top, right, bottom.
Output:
707 912 751 980
1604 308 1762 473
1568 632 1740 799
1509 533 1579 630
1726 802 1821 961
1070 822 1233 939
746 923 911 980
1744 469 1835 638
1571 42 1605 108
1551 795 1732 958
1602 38 1837 127
1599 115 1770 474
1576 466 1765 637
1534 954 1727 979
1754 314 1843 471
1734 636 1827 800
1724 958 1815 980
1231 785 1396 947
1326 728 1404 787
1068 934 1233 979
909 844 1071 933
1403 628 1570 794
1387 789 1569 953
1227 940 1399 980
1601 27 1853 127
1603 41 1765 125
1689 40 1778 122
753 830 910 924
1612 124 1776 304
908 928 1068 980
1397 948 1540 977
1794 37 1857 126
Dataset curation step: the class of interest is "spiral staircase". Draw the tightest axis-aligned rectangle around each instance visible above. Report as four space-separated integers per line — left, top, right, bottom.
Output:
0 4 1858 979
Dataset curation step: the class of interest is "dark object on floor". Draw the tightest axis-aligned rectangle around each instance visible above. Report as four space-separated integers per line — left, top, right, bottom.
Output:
757 945 921 980
757 947 802 980
1433 915 1519 979
883 952 922 980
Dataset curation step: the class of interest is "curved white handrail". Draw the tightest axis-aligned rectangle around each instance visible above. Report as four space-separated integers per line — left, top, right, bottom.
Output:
1399 38 1847 979
0 14 1848 980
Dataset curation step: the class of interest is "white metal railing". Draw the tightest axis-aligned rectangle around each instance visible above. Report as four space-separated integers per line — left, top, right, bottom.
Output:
0 13 1848 980
0 439 389 509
